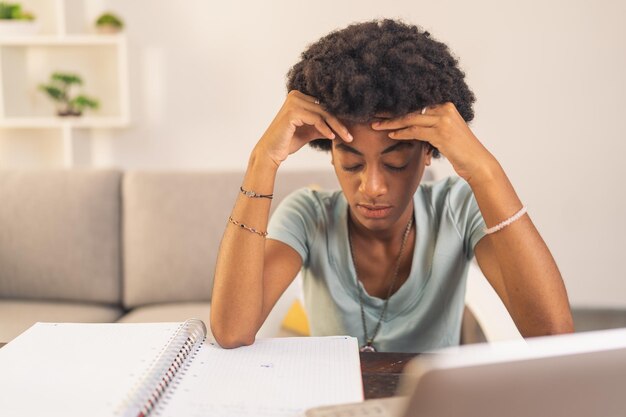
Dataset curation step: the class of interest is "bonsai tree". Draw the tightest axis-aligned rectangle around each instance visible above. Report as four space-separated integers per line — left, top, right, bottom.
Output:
95 12 123 33
0 2 35 20
39 72 99 117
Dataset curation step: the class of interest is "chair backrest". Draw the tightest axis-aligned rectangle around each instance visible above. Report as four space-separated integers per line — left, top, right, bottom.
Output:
464 261 522 342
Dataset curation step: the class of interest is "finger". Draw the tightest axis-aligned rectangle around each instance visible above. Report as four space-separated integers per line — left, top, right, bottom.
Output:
299 100 353 142
314 120 335 139
388 125 437 144
371 113 438 130
323 115 353 142
300 112 336 139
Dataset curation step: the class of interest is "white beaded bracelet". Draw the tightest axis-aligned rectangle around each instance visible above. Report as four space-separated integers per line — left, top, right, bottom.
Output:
484 206 528 235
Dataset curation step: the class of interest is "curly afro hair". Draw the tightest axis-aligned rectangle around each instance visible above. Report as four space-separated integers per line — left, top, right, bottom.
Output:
287 19 476 157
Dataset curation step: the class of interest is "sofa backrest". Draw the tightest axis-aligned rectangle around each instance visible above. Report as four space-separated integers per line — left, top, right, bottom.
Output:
0 170 123 304
122 170 340 309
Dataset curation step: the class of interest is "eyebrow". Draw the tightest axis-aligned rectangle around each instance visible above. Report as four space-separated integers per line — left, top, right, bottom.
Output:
335 141 414 156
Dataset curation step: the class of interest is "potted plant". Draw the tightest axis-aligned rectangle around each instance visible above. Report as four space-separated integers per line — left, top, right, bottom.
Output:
0 2 37 35
39 72 99 117
95 12 123 34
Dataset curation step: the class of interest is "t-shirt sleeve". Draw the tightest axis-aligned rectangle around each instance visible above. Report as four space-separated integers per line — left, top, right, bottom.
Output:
446 178 487 259
267 188 321 267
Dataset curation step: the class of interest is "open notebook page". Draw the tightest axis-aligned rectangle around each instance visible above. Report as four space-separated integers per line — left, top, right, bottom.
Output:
157 336 363 417
0 322 179 417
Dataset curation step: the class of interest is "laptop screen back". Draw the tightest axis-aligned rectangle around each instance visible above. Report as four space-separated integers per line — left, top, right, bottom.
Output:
399 328 626 417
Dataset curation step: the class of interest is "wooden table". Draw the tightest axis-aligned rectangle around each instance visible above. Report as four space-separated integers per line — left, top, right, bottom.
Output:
360 352 418 399
0 342 415 399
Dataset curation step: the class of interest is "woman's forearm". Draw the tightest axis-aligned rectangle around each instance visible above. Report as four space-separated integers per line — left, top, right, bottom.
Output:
469 157 574 336
211 147 279 347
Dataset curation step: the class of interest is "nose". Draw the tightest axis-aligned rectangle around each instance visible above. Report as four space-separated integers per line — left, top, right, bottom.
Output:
358 165 388 199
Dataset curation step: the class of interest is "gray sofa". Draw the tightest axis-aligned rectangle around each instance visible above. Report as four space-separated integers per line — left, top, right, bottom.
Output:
0 169 340 342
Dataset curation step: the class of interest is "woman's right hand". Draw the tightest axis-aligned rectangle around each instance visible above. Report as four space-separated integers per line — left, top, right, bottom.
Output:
255 90 353 167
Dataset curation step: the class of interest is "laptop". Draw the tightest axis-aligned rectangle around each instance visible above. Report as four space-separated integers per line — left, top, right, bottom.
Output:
306 327 626 417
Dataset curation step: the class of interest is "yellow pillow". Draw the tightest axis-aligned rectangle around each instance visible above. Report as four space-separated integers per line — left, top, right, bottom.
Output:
281 300 311 336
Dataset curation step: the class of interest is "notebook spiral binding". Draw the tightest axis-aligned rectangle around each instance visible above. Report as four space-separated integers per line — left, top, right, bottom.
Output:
120 318 207 417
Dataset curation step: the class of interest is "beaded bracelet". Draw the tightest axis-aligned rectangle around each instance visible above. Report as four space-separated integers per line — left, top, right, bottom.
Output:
228 216 268 237
484 206 528 235
240 186 273 200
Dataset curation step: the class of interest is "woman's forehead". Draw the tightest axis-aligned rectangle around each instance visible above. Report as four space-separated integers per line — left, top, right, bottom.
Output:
332 130 419 155
339 113 395 127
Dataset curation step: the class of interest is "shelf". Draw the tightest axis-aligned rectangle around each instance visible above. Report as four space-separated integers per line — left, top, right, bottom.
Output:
0 0 130 168
0 116 130 129
0 39 129 120
0 34 124 46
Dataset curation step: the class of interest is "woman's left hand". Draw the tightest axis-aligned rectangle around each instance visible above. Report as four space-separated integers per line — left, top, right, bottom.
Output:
371 102 497 184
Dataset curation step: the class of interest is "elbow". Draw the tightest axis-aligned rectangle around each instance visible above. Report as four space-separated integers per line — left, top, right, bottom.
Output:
209 300 262 348
523 313 575 338
544 307 575 335
545 315 575 335
214 334 256 349
210 321 256 349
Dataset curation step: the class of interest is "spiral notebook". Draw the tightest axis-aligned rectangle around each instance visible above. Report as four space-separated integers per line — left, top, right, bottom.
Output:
0 319 362 417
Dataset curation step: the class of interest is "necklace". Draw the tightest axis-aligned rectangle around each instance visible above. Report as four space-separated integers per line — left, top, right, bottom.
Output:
348 214 414 352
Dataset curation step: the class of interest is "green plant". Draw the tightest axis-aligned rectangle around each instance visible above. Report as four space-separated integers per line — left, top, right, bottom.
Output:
95 12 123 29
39 72 99 117
0 2 35 20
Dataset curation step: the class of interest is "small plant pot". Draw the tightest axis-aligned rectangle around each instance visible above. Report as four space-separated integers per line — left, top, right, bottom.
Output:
96 24 121 34
57 110 83 117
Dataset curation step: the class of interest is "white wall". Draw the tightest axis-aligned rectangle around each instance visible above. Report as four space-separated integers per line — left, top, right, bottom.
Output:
87 0 625 308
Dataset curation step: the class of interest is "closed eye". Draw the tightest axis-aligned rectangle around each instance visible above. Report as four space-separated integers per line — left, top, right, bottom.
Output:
342 164 362 172
385 164 409 172
342 163 408 172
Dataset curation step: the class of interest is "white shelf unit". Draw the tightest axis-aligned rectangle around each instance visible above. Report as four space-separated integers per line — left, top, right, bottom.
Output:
0 0 129 168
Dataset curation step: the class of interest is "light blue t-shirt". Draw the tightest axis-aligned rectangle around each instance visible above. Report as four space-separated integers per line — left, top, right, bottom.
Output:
267 176 486 352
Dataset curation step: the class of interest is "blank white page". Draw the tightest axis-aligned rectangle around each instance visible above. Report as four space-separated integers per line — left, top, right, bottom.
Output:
0 322 180 417
157 336 363 417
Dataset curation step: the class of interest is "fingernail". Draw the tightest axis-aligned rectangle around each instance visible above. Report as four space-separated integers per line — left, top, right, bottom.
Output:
371 121 380 128
347 133 353 141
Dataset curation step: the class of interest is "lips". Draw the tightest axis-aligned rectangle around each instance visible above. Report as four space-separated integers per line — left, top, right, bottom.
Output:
356 203 393 219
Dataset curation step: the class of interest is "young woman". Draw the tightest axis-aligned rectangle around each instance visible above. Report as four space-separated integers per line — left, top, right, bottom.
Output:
211 19 573 352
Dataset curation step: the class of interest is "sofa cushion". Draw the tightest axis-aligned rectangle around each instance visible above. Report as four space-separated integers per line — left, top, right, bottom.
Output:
0 170 123 304
123 172 238 308
117 302 212 325
0 299 123 342
122 170 339 309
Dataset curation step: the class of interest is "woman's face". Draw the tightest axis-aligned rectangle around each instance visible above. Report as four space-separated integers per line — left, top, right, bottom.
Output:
331 119 432 233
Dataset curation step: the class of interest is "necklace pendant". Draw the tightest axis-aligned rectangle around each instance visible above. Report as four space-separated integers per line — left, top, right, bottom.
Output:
360 343 376 353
